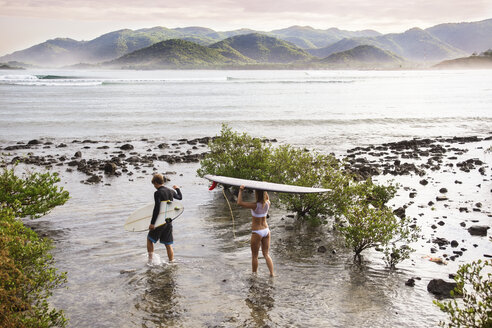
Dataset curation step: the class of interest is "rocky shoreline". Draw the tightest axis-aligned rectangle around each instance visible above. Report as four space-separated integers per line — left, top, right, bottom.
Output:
2 134 491 298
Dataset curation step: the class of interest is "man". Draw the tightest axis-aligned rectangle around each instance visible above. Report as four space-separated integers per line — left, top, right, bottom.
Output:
147 173 182 265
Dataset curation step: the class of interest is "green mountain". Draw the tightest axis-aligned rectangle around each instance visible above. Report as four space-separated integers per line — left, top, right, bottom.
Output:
107 34 313 68
1 19 490 67
320 45 404 68
270 26 381 48
426 18 492 53
106 39 244 68
434 49 492 69
0 38 81 66
309 28 466 62
210 33 313 63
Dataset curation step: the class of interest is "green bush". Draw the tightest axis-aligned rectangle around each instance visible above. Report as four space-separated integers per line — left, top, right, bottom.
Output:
0 163 69 327
434 259 492 328
0 165 69 219
268 144 352 224
197 124 272 181
198 125 418 266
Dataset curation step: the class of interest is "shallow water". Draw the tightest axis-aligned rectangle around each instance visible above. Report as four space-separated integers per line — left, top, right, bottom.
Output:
1 69 491 327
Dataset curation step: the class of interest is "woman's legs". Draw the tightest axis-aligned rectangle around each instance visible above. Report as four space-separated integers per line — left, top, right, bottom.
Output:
250 233 262 273
261 233 274 276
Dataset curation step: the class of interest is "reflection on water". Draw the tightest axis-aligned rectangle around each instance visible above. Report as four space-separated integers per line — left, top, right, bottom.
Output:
30 162 468 327
244 276 275 327
131 265 182 327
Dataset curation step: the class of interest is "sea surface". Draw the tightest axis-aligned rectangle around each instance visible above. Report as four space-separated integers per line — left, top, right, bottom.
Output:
0 69 491 327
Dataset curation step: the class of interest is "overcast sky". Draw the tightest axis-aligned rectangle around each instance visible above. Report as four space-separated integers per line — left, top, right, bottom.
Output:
1 0 491 55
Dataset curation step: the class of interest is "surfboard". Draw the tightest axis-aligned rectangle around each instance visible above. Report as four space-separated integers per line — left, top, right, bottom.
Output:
204 174 331 194
124 201 184 232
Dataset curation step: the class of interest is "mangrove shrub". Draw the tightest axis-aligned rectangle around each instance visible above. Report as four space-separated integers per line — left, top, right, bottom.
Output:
0 164 69 327
434 259 492 328
198 125 418 266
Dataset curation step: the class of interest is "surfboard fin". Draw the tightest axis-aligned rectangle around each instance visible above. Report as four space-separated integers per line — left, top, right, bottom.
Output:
209 181 218 190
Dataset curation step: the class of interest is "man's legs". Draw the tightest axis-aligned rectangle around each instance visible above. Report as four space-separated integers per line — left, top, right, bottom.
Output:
165 244 174 262
147 238 154 260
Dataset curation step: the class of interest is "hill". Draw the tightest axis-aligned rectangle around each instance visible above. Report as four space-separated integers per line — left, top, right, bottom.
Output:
0 38 82 66
270 26 380 49
210 33 313 63
434 50 492 69
426 18 492 53
1 18 490 68
309 28 466 62
320 45 404 68
106 39 241 69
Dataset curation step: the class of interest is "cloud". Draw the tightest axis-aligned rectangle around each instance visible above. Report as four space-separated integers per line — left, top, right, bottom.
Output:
1 0 491 27
1 0 491 55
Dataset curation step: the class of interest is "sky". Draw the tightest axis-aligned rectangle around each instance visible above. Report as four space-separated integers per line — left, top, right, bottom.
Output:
1 0 492 56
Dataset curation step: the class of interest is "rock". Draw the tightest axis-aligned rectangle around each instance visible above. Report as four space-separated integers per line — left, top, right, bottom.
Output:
405 278 415 287
103 162 117 175
393 207 406 219
419 179 429 186
120 144 134 151
74 151 82 158
450 240 459 248
433 237 450 247
27 139 42 145
436 196 448 201
439 188 448 193
438 221 445 226
467 226 490 236
317 246 327 253
86 175 101 183
427 279 458 298
409 192 417 198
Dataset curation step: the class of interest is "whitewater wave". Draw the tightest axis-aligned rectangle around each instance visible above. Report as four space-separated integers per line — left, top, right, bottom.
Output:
226 76 355 84
0 74 103 86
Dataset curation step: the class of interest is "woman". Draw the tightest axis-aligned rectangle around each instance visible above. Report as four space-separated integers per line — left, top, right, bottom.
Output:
237 185 274 276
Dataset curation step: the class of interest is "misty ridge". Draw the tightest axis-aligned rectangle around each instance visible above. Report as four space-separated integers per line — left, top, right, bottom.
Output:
1 18 492 69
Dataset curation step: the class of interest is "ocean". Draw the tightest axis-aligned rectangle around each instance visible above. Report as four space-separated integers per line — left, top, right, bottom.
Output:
0 69 491 327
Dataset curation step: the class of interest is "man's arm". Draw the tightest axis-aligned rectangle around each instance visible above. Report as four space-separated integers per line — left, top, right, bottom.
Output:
172 185 182 200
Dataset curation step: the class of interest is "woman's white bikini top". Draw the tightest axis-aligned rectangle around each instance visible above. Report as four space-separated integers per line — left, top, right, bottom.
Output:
251 201 270 218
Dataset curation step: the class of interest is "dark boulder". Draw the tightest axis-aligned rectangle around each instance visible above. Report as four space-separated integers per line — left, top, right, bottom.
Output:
467 226 490 236
103 162 117 175
120 144 134 151
86 175 101 183
393 207 406 219
427 279 458 298
27 139 42 145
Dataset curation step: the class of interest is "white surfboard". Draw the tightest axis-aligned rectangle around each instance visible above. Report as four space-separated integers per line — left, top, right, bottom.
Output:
124 201 184 232
204 174 331 194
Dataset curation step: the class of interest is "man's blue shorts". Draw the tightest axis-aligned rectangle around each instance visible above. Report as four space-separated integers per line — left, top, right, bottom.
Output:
147 219 173 245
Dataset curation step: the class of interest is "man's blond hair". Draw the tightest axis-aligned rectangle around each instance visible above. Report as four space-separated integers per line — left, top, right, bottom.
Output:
151 173 165 185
